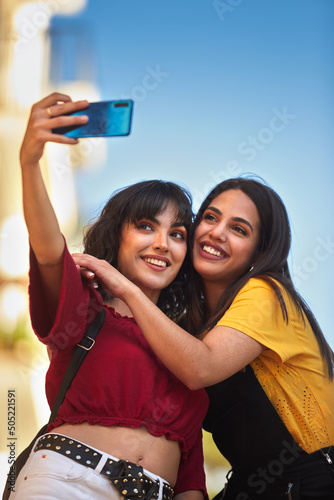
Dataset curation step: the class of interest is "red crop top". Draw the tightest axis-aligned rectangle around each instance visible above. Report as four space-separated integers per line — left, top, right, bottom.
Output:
28 244 209 495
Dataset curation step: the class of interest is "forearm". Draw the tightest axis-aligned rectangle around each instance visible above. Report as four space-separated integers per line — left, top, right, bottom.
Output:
21 160 65 319
121 283 264 388
19 92 86 265
21 161 64 265
20 93 90 317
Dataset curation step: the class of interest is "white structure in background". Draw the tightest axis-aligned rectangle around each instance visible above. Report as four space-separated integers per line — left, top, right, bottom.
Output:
0 0 102 334
0 0 105 490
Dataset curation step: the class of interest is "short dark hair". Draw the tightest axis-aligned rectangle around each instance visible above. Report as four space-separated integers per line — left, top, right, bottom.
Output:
83 180 193 320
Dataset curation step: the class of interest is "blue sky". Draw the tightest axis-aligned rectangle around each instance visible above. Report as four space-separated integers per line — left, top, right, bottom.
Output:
51 0 334 344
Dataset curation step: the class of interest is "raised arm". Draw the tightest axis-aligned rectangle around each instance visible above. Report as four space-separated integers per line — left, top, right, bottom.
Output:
72 254 264 390
21 93 88 316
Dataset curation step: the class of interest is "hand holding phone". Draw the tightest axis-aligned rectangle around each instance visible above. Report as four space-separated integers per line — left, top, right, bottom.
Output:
52 100 133 138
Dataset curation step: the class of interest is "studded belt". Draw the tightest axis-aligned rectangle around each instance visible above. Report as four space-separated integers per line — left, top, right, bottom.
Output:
34 434 174 500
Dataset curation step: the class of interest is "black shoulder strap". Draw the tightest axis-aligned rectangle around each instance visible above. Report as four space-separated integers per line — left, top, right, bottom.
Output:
49 306 105 424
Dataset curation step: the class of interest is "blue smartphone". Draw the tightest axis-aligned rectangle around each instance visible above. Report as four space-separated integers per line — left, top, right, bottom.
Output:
52 100 133 138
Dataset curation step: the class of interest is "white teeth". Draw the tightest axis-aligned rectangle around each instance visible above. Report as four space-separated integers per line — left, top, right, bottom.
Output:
144 258 167 267
203 245 222 257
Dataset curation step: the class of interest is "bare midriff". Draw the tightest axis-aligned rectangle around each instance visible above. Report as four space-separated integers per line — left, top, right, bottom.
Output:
50 423 181 486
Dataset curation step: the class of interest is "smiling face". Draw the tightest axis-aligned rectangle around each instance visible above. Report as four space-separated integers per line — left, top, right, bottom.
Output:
193 189 261 294
117 202 188 304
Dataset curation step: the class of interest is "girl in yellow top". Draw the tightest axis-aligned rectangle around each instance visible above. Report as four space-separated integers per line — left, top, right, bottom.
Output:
74 178 334 499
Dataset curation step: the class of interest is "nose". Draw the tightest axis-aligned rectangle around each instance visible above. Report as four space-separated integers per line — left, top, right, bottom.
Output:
209 222 227 242
153 230 169 252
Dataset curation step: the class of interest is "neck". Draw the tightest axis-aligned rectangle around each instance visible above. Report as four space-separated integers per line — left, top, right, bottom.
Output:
106 298 133 317
107 287 160 317
139 287 160 305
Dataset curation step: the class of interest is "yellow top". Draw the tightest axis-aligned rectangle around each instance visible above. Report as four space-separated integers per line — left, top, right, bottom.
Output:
216 278 334 453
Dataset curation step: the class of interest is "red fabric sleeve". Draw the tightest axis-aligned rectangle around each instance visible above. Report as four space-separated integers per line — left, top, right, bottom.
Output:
29 241 103 349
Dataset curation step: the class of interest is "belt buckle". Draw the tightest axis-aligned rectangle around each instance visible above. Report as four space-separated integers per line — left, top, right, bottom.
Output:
108 461 159 500
145 479 159 500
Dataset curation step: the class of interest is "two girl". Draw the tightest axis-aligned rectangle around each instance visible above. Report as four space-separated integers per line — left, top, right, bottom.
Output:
76 178 334 499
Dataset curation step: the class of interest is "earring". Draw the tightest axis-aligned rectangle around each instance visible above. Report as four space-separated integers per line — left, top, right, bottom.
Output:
249 266 254 272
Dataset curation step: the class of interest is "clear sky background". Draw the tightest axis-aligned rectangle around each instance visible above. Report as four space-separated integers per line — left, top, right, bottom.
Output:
51 0 334 345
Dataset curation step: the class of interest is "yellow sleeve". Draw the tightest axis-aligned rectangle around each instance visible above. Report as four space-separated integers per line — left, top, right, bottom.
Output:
216 278 303 363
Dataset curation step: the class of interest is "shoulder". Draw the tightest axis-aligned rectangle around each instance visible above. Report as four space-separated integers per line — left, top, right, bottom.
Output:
216 277 290 342
220 278 283 327
229 277 297 324
234 277 280 302
238 277 301 318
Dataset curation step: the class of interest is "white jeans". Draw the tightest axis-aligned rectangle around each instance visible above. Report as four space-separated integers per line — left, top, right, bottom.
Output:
9 434 169 500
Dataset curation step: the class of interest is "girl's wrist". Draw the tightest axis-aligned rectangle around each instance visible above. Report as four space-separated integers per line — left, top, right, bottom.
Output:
20 158 41 171
121 280 142 307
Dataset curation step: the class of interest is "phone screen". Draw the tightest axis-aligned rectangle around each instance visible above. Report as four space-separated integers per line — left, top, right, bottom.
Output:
52 100 133 138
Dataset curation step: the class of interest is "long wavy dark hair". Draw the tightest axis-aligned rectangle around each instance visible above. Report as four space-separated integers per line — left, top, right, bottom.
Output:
185 177 334 379
83 180 193 321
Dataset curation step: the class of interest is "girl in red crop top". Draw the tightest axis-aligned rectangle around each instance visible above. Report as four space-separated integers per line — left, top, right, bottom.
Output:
10 92 208 500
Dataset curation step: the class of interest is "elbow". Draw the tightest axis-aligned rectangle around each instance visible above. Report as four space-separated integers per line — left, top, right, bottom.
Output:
187 380 207 391
36 254 63 268
182 371 208 391
34 244 65 268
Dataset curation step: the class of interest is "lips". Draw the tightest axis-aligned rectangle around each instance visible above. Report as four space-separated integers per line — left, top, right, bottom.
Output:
142 255 171 269
199 242 228 259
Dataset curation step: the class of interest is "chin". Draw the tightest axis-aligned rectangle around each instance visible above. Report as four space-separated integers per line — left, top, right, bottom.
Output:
140 279 168 292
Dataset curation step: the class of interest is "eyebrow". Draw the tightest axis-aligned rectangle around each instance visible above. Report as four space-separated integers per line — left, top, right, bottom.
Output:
171 221 187 228
140 217 186 229
206 206 254 233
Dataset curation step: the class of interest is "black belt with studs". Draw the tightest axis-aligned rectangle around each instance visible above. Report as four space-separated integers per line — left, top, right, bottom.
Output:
34 434 174 500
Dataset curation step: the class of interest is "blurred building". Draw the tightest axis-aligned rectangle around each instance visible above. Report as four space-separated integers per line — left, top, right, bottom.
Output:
0 0 104 488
